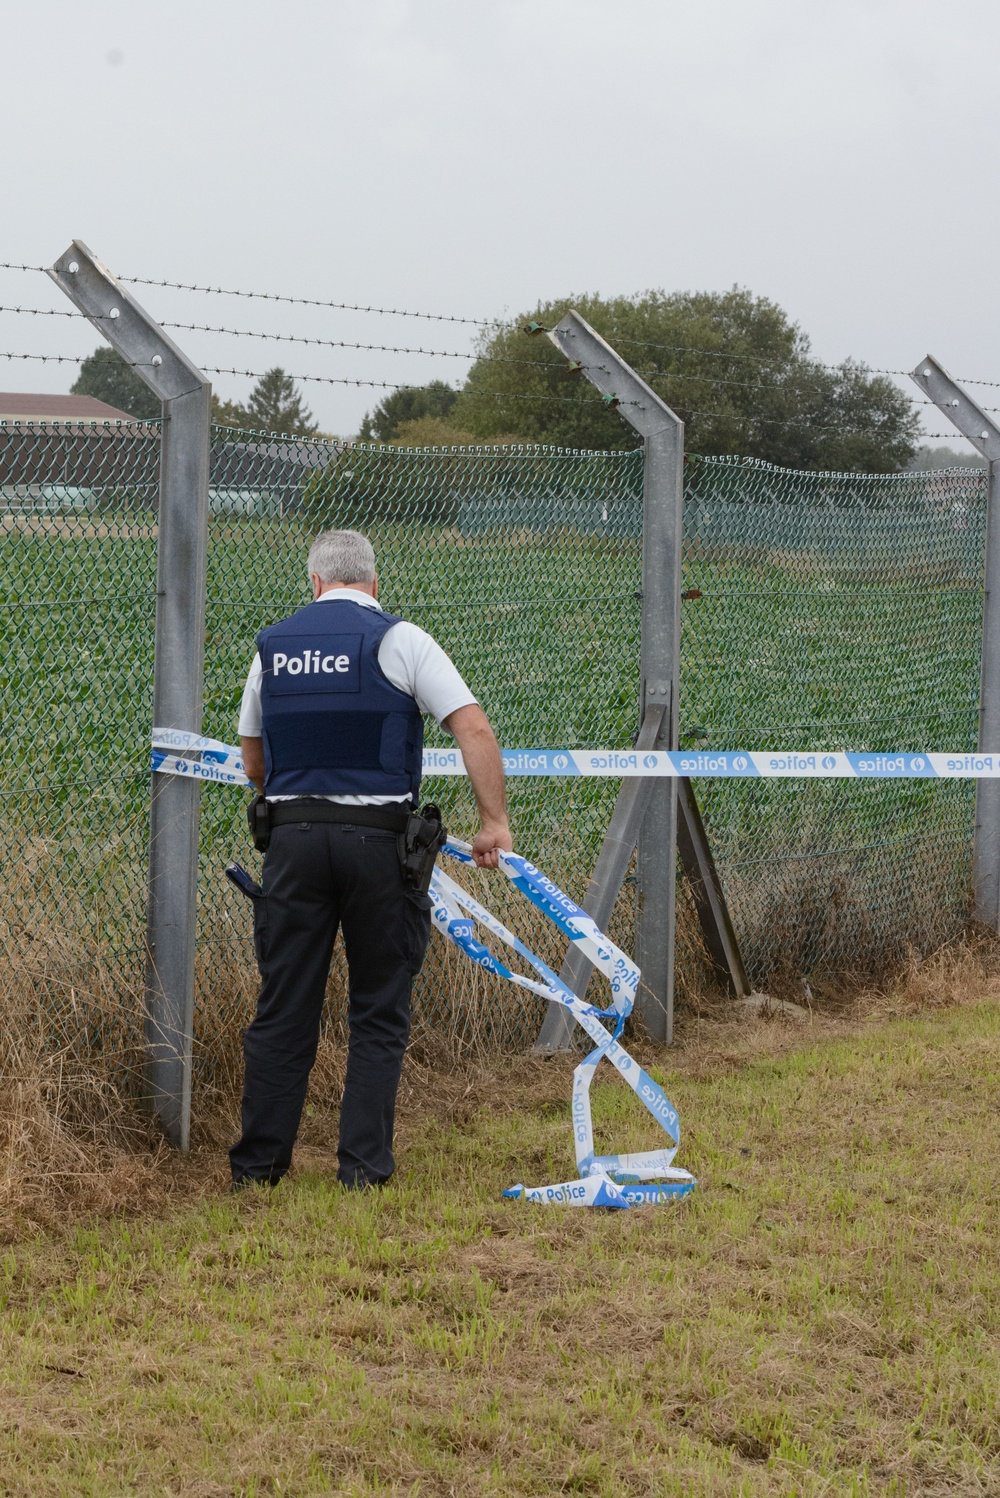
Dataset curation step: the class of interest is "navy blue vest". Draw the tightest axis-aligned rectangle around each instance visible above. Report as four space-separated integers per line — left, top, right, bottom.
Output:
257 599 423 800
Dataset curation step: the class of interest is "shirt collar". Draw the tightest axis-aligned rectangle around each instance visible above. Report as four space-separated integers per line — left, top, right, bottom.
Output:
315 587 382 611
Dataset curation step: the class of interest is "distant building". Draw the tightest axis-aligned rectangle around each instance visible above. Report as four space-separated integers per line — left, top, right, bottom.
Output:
0 395 343 514
0 392 133 424
0 392 156 509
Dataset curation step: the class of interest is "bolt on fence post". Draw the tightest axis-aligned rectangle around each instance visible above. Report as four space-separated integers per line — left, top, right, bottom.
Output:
911 356 1000 929
542 312 684 1043
49 241 211 1148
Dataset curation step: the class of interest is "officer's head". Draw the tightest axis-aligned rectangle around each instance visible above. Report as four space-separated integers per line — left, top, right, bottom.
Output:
308 529 377 601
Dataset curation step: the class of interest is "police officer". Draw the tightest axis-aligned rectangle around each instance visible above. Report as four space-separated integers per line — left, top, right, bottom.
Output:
230 528 511 1190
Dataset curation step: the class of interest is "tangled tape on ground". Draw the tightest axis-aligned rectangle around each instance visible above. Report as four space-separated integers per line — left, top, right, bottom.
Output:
431 839 696 1209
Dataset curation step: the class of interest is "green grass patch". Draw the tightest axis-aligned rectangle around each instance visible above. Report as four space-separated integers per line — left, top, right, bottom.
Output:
2 1000 998 1495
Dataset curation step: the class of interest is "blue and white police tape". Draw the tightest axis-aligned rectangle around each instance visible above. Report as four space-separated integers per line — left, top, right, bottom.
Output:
151 731 1000 782
151 729 250 785
431 839 696 1208
430 748 1000 778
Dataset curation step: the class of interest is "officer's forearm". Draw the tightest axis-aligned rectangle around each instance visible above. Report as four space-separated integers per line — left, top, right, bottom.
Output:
444 705 510 842
241 735 265 790
461 728 508 830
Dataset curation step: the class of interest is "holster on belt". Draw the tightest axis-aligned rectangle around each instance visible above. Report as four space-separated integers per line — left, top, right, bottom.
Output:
398 804 447 895
248 794 271 853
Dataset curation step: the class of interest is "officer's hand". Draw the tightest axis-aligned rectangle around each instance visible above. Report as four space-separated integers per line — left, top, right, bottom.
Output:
472 822 513 869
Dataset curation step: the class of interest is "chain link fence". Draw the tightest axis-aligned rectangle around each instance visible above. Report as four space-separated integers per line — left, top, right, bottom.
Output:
0 421 986 1072
684 456 984 989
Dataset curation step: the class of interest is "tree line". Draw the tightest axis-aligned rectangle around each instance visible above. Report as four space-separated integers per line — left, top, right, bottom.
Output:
72 351 319 438
72 286 922 471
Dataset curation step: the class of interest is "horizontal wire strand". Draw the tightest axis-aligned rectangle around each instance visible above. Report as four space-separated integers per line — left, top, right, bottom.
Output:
121 274 492 327
0 348 984 431
0 269 997 424
5 259 1000 391
0 306 976 411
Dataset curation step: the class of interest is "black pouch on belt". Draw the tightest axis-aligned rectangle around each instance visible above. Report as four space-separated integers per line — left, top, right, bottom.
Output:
398 803 447 895
247 794 271 854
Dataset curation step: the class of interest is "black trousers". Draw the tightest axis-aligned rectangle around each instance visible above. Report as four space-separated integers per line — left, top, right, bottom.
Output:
229 820 432 1188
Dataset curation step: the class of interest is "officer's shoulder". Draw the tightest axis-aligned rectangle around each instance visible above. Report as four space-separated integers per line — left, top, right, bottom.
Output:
381 616 444 652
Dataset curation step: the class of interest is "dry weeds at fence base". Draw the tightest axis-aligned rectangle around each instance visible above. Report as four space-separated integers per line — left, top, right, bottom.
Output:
4 911 1000 1243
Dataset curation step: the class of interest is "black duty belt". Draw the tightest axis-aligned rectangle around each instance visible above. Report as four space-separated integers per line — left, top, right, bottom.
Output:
267 800 411 834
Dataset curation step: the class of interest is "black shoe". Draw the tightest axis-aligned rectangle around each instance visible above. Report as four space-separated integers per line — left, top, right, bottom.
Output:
230 1175 280 1193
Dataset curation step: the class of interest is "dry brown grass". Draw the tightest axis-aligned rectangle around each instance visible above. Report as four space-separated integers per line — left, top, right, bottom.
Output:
0 963 166 1241
3 881 999 1250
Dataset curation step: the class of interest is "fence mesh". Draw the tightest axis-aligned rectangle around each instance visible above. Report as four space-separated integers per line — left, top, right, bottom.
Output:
683 456 984 989
0 420 986 1072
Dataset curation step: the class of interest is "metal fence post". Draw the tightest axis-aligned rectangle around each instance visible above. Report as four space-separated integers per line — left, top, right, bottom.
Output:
542 312 684 1043
49 240 211 1148
634 384 684 1043
911 356 1000 929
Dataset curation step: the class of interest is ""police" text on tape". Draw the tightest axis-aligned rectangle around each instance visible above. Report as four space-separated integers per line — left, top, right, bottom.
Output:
152 731 1000 782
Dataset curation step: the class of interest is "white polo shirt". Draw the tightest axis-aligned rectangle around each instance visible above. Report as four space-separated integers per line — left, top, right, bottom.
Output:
238 587 476 805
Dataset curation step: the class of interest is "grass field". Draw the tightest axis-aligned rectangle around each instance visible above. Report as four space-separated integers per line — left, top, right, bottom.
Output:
0 485 986 1007
2 989 998 1496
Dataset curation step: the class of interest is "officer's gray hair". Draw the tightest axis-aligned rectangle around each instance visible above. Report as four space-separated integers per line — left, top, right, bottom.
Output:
307 529 376 585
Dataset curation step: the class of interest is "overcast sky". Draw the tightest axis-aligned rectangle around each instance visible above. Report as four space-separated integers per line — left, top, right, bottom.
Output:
2 0 997 443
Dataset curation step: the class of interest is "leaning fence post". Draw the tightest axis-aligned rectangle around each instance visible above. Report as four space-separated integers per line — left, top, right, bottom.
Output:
49 240 210 1148
911 356 1000 929
539 312 684 1044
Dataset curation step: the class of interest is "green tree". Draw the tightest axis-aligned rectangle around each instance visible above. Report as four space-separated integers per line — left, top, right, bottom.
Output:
234 368 319 437
211 394 253 429
390 415 481 447
359 380 458 442
906 444 986 472
453 290 920 472
71 346 161 421
301 445 464 529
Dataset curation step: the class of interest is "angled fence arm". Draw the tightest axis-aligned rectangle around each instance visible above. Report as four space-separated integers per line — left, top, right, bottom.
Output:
532 705 665 1052
911 356 1000 929
535 310 684 1045
48 241 211 1149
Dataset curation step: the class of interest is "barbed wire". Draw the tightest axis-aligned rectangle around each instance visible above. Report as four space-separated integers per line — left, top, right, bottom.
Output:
6 257 1000 393
550 329 1000 391
0 261 496 327
0 347 987 437
0 348 602 407
0 303 550 369
608 330 931 385
676 403 920 438
0 306 799 391
163 319 492 362
0 304 73 318
0 262 998 418
198 363 643 406
121 274 494 328
0 304 963 407
0 350 80 365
